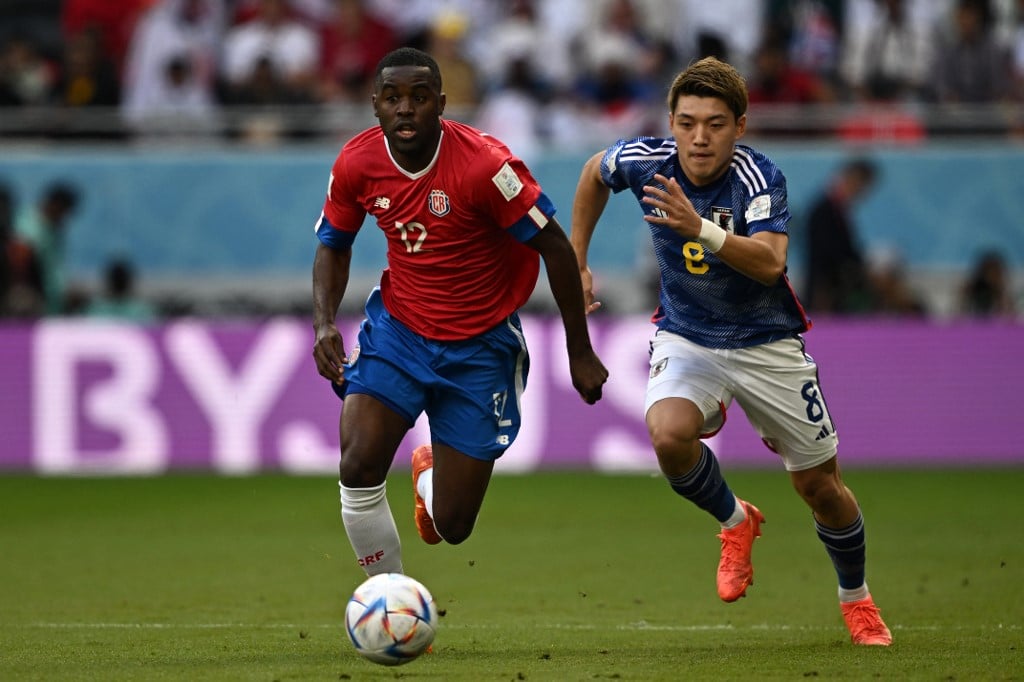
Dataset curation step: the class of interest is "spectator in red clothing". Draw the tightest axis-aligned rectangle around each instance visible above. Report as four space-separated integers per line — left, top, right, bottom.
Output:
318 0 397 102
61 0 155 73
0 184 45 318
747 36 834 105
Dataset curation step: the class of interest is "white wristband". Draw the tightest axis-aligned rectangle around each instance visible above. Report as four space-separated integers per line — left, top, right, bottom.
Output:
698 218 727 253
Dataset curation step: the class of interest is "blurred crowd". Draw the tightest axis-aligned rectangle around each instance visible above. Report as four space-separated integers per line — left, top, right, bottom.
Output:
1 168 1018 321
0 0 1023 144
1 0 1021 321
0 178 158 320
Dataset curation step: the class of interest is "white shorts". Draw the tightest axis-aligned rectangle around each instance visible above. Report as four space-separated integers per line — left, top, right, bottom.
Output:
644 330 838 471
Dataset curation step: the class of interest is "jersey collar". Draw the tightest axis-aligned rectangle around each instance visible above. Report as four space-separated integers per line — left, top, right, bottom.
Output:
384 128 444 180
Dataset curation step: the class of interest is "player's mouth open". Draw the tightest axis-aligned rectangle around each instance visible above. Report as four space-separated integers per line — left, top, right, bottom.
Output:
395 125 417 140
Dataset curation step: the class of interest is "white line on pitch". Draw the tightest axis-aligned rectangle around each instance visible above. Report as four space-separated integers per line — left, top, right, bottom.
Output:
11 622 1020 632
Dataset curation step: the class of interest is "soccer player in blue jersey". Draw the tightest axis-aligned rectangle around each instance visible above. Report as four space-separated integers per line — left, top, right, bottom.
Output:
570 57 891 646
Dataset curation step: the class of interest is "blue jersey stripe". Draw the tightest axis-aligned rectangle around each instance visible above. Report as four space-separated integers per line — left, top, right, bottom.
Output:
507 191 556 243
315 212 356 250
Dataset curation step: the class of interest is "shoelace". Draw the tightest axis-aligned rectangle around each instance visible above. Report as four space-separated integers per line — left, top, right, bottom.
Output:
718 528 750 568
846 603 885 632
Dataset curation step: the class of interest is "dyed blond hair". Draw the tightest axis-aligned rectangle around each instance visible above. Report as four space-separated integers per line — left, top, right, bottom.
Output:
666 57 748 121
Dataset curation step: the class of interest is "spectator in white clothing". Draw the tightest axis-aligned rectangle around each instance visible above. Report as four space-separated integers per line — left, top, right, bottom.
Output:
121 0 225 136
221 0 319 105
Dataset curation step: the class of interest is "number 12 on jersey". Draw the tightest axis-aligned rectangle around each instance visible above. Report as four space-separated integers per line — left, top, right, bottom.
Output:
396 221 427 253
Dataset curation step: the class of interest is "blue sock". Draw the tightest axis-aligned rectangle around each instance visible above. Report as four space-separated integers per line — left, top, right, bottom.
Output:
666 443 737 523
815 513 866 589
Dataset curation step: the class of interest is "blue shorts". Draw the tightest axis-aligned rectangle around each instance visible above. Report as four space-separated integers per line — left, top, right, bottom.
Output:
334 288 530 461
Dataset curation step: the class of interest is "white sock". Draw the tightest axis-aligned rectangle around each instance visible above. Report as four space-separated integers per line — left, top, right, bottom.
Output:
720 498 747 529
838 583 870 603
416 466 435 520
339 481 403 575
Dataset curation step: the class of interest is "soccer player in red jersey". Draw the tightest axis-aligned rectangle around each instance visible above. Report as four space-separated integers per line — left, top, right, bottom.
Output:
312 47 607 575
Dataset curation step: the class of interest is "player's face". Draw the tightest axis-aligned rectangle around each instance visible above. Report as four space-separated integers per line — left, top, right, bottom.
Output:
669 95 746 186
373 65 446 173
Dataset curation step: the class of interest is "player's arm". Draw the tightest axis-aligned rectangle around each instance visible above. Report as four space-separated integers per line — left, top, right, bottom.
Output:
569 151 613 313
313 154 363 384
525 217 608 405
713 229 788 286
312 242 352 384
642 173 788 286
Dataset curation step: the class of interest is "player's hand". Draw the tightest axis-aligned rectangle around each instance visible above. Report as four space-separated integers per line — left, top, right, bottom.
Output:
641 173 701 239
580 266 602 315
313 323 347 384
570 350 608 405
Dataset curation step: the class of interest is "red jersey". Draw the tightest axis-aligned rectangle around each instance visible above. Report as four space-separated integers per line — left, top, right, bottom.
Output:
319 119 553 340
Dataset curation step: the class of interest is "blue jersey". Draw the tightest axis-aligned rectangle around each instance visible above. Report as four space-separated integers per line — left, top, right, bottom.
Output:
601 138 810 348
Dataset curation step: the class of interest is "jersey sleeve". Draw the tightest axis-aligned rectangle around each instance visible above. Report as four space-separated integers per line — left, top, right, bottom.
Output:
733 147 791 236
314 150 364 250
599 137 664 194
468 145 554 243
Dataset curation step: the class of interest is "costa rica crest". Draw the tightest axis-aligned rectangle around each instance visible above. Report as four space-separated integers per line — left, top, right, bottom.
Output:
428 189 450 217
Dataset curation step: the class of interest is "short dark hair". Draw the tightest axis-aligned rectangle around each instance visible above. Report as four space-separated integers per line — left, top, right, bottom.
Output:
843 157 878 184
105 257 135 295
667 56 748 121
374 47 442 91
44 182 79 212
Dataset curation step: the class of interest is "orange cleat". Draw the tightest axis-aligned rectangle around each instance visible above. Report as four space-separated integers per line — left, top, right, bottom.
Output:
411 445 442 545
716 499 765 602
841 595 892 646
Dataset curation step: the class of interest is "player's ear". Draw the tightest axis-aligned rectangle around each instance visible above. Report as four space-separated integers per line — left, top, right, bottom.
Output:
735 113 747 138
371 94 380 119
438 92 446 117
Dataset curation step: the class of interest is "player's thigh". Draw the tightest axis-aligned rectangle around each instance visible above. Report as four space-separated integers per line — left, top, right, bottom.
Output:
645 330 730 436
732 337 838 471
427 319 529 460
337 324 428 483
338 290 430 425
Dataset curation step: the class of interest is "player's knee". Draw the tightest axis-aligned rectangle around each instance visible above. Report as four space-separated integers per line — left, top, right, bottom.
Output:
648 421 700 466
432 512 476 545
338 451 388 488
647 402 702 456
793 473 845 514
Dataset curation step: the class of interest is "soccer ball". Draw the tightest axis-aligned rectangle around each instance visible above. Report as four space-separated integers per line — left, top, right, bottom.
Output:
344 572 438 666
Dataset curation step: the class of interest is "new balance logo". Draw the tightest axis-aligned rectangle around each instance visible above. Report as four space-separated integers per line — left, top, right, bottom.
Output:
374 196 391 209
815 425 832 441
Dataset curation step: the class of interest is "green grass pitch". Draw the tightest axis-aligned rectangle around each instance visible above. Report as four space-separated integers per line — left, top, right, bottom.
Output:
1 469 1021 681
